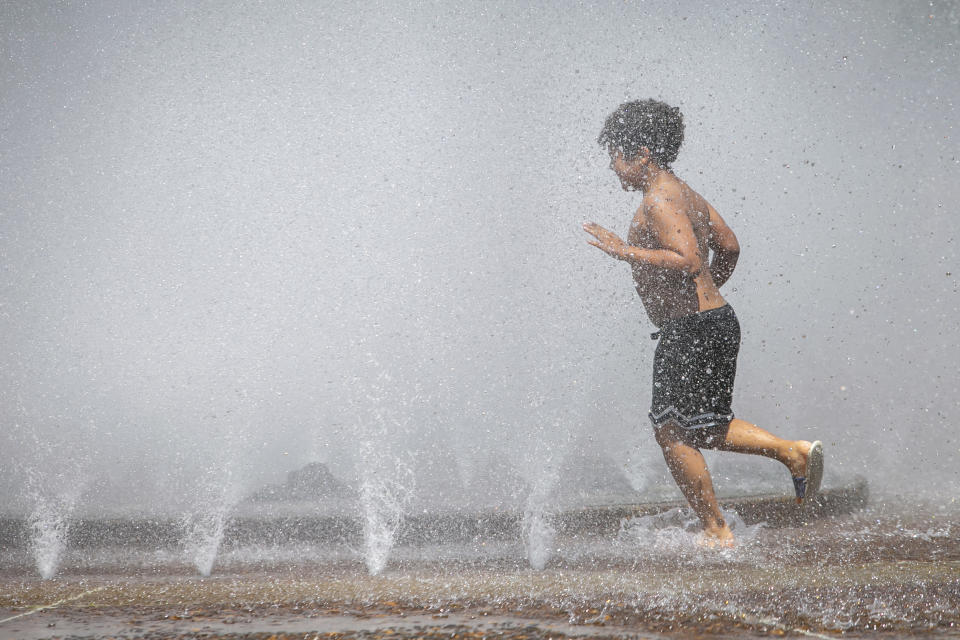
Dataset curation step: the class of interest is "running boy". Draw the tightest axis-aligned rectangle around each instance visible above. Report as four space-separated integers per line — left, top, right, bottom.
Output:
583 99 823 547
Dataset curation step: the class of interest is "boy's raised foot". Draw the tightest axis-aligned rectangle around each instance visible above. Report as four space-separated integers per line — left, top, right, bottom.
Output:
791 440 824 505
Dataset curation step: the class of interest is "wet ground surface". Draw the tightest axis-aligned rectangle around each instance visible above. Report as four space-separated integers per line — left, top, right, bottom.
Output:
1 505 959 639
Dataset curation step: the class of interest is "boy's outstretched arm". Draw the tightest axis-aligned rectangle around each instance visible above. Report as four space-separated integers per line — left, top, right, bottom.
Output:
583 203 702 275
706 205 740 287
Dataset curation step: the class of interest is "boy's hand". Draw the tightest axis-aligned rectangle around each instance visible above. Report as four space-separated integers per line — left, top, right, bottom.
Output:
583 222 626 259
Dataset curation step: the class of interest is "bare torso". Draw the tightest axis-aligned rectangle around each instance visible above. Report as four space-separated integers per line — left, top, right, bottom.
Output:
627 175 727 327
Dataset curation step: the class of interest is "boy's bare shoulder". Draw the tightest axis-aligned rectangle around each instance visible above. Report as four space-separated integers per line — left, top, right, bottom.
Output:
648 178 687 207
642 181 688 223
663 176 716 221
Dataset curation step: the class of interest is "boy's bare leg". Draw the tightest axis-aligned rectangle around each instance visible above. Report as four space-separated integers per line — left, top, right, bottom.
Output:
655 423 734 547
717 418 812 477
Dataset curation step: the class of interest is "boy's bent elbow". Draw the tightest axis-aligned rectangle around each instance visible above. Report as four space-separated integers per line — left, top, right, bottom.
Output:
710 229 740 256
720 246 740 264
721 234 741 256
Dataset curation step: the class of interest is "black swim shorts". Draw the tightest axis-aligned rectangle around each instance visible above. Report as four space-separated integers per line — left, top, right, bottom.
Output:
649 304 740 449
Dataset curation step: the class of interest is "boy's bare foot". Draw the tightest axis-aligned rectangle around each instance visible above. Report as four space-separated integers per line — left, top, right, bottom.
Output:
698 523 735 549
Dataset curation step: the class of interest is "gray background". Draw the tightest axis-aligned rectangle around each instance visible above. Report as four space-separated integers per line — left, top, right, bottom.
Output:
1 1 958 514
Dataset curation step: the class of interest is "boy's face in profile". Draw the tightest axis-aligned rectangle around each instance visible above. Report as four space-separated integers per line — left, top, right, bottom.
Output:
608 147 647 191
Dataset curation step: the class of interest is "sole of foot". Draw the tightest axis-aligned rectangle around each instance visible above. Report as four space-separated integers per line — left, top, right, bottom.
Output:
803 440 824 504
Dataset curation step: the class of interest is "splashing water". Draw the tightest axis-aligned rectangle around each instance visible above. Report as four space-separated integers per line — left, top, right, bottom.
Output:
359 457 415 575
20 424 86 579
181 503 231 576
28 493 75 579
181 464 241 576
522 508 556 570
353 360 418 575
618 506 764 559
521 435 562 570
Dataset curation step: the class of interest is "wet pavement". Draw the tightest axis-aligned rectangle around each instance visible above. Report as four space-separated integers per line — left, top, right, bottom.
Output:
1 504 959 639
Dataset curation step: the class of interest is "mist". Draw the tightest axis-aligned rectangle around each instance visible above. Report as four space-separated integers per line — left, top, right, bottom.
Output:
1 1 958 516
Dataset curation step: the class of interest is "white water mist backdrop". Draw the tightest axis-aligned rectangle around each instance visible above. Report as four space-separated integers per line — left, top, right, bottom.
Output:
1 1 958 523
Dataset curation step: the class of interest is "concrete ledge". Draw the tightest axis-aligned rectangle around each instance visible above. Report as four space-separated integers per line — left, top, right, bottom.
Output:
0 478 867 549
554 476 869 535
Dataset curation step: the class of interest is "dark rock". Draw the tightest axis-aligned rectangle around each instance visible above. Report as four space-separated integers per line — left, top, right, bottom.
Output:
248 462 354 502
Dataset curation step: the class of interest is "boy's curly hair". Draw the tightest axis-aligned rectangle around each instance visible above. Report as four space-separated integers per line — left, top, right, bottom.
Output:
598 100 684 168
